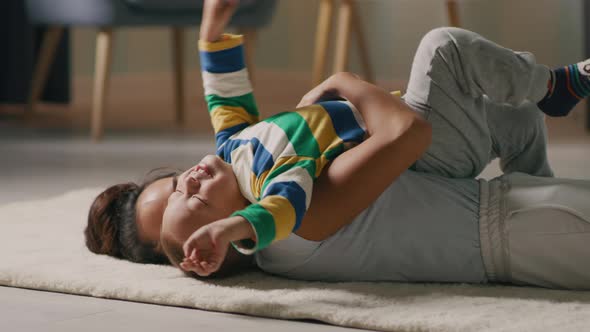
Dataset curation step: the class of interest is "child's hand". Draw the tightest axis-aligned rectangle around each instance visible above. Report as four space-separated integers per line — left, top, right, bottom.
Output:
180 222 230 277
180 216 254 277
200 0 239 42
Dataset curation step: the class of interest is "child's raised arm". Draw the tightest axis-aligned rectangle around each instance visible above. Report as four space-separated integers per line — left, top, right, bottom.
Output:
200 0 239 43
199 0 260 150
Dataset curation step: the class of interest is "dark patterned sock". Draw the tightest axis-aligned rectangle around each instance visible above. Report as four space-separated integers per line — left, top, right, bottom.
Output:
537 60 590 117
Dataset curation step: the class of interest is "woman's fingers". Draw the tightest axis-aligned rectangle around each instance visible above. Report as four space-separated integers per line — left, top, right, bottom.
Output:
296 84 342 108
297 98 312 108
297 93 318 108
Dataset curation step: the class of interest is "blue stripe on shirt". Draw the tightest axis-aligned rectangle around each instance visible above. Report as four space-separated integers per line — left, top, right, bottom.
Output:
250 138 275 177
218 138 275 177
264 181 307 231
319 101 365 143
215 122 250 150
200 45 245 74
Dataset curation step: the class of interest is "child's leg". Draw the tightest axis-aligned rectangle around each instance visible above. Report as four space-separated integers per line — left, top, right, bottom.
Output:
481 173 590 290
404 27 550 178
486 99 553 177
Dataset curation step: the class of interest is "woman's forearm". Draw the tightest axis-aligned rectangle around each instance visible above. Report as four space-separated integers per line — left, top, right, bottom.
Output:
325 72 416 137
296 97 432 241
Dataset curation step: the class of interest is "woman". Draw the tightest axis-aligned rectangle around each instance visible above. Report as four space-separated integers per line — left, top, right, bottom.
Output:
86 0 590 289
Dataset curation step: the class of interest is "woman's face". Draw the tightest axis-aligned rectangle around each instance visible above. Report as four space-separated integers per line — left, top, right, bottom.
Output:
135 155 246 251
135 177 174 253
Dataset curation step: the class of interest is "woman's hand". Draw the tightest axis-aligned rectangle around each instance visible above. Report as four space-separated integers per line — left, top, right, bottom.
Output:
294 76 433 242
200 0 239 42
297 72 360 108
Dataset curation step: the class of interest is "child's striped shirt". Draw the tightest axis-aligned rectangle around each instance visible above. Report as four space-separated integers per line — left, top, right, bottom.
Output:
200 34 367 254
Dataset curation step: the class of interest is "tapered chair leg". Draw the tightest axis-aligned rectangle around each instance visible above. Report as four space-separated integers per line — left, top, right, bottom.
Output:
238 27 258 85
311 0 335 86
27 26 64 113
333 0 353 74
172 27 185 125
351 1 374 83
91 28 114 142
446 0 461 27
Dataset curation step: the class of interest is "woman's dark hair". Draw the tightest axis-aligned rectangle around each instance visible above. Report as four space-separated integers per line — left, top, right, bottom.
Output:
85 168 180 265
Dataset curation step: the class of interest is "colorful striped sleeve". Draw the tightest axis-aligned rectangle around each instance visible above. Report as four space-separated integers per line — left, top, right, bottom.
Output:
199 34 259 149
229 164 315 255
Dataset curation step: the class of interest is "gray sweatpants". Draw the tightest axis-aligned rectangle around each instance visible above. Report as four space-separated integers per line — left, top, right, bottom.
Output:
257 28 588 289
405 27 554 178
482 173 590 290
407 28 590 290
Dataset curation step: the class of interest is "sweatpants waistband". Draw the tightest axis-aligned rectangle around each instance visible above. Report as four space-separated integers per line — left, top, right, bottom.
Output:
478 177 510 283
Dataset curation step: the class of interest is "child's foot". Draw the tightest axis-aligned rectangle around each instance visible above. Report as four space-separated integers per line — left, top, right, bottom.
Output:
537 59 590 117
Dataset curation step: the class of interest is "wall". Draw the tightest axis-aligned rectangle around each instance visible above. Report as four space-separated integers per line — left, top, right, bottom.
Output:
71 0 584 82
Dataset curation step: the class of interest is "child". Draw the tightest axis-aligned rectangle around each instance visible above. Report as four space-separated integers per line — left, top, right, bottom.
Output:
161 0 590 278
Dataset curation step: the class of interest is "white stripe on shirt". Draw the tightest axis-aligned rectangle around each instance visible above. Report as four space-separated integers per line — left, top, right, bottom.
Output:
236 121 298 161
261 165 314 209
339 100 367 132
202 69 252 97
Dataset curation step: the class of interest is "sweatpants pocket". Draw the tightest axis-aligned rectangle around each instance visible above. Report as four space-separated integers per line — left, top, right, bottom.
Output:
505 206 590 290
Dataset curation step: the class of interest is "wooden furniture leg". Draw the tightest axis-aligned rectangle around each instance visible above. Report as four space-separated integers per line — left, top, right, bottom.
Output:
311 0 335 86
238 27 258 84
333 0 353 74
172 27 185 125
446 0 461 27
91 28 114 142
351 1 374 83
27 26 65 113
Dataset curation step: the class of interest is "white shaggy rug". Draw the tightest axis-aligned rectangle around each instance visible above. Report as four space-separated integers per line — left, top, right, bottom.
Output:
1 189 590 332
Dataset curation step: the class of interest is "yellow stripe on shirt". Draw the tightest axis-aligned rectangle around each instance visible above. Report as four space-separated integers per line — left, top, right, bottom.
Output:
210 105 257 133
258 195 297 241
295 105 342 156
198 34 243 52
250 168 271 200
